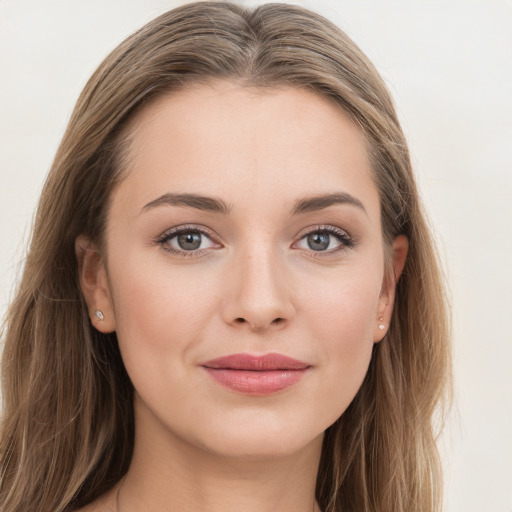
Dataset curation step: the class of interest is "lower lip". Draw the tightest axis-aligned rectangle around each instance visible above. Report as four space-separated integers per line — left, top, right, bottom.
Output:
202 368 308 395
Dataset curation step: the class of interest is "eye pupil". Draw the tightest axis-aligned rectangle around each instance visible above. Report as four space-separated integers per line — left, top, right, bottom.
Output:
177 232 202 250
307 232 330 251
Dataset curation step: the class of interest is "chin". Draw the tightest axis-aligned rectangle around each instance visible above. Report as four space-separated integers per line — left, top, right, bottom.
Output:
176 406 333 461
194 426 325 461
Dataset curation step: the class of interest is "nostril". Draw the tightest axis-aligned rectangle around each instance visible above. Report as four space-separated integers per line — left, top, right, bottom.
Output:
232 317 285 328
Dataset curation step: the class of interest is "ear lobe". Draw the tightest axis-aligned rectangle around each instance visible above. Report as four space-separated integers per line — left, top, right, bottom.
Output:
373 234 409 343
75 234 116 333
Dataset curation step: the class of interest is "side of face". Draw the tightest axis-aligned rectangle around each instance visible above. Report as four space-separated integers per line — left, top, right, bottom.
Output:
76 82 407 459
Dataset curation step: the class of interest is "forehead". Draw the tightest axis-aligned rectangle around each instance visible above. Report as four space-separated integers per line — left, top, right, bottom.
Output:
113 81 380 221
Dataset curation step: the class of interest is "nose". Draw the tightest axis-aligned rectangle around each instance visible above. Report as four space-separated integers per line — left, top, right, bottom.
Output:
221 245 295 332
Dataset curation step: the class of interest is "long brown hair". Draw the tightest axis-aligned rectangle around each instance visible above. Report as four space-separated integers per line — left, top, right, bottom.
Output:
0 3 451 511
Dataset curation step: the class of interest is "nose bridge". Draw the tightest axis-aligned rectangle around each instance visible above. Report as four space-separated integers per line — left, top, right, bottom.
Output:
223 235 293 331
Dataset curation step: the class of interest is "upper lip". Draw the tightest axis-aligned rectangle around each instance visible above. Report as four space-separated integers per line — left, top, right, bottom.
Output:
201 353 310 371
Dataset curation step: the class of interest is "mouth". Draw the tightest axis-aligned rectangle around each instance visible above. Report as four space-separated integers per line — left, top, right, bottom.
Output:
200 353 311 395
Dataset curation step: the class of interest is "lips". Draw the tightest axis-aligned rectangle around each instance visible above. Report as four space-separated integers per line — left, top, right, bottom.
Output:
200 353 310 395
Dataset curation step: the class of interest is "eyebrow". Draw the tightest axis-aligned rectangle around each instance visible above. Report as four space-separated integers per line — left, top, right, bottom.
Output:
141 191 366 216
291 192 366 215
141 193 232 215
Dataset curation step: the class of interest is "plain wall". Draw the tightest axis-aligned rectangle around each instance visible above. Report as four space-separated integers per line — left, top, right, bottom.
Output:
1 1 511 510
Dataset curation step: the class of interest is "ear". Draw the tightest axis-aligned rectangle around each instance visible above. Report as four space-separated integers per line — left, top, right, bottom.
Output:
75 234 116 333
373 234 408 342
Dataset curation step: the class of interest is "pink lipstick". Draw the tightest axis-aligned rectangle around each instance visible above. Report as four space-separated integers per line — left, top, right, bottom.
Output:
200 353 310 395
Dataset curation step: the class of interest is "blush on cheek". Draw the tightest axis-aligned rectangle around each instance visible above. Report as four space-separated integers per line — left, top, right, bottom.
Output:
112 266 215 364
313 283 378 401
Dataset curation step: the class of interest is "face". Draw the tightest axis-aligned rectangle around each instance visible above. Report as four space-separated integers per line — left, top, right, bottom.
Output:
79 82 405 460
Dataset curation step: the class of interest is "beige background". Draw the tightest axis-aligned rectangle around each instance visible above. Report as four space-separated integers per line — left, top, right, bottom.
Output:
1 1 511 510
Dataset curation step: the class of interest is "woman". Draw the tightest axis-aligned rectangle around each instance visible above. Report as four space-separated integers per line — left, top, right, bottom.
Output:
0 2 451 511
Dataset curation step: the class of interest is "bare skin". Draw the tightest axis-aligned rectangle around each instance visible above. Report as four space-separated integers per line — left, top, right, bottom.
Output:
76 81 407 512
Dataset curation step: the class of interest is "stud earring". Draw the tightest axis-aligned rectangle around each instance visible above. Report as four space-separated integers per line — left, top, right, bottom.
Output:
95 309 104 321
378 316 385 330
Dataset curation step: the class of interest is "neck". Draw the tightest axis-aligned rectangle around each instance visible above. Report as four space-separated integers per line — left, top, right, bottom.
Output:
117 405 323 512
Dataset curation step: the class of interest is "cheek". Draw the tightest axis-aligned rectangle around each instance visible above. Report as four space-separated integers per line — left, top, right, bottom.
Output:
300 267 380 416
107 249 221 377
301 264 381 344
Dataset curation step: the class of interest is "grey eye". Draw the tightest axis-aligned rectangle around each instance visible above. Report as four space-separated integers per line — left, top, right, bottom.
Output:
294 227 351 253
307 232 330 251
176 231 203 250
159 227 220 255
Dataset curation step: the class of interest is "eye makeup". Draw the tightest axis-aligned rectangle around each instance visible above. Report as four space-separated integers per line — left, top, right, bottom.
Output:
154 222 356 259
293 225 354 254
155 224 222 257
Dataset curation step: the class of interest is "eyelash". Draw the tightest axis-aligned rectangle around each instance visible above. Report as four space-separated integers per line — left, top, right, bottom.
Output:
155 225 220 257
155 224 354 257
296 225 354 255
